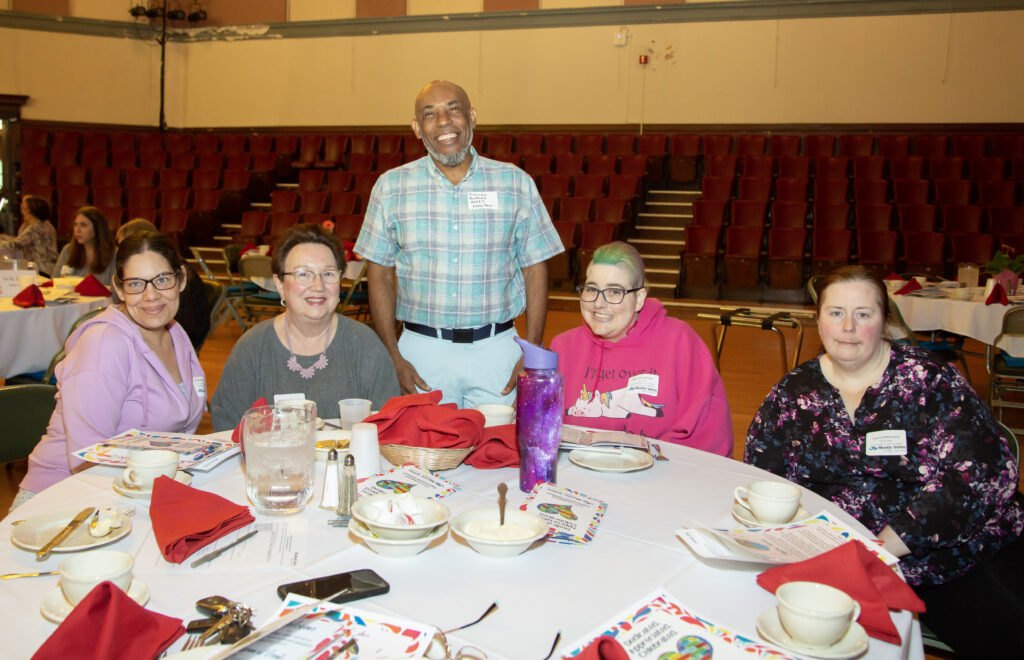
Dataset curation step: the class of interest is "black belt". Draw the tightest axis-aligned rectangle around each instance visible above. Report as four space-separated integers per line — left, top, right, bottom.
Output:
404 319 514 344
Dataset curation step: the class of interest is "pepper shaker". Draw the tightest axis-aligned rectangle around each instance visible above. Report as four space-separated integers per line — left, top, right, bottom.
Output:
335 454 358 521
319 449 340 510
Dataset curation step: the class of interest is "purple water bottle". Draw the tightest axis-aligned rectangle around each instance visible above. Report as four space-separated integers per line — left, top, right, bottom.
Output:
514 336 563 492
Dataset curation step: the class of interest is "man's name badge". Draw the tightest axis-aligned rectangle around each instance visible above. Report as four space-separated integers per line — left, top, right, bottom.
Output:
865 429 908 456
467 192 499 209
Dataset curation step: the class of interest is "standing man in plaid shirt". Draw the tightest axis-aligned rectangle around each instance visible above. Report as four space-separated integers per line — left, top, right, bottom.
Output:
355 80 563 408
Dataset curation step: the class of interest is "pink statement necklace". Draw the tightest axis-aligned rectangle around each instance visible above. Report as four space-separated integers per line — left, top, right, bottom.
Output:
284 317 332 379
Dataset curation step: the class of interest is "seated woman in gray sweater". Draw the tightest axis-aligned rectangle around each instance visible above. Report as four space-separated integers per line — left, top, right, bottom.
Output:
211 224 399 430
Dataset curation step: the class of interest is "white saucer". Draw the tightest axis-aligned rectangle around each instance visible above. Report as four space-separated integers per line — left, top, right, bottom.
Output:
113 470 191 499
11 509 132 553
732 503 811 527
756 606 868 659
568 447 654 473
40 578 150 623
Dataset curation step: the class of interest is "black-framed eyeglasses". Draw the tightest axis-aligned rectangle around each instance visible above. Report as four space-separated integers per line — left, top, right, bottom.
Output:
119 271 179 295
282 269 342 285
576 285 642 304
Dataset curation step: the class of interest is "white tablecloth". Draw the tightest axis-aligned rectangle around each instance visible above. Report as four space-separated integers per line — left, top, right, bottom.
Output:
0 442 924 659
892 294 1024 356
0 296 110 379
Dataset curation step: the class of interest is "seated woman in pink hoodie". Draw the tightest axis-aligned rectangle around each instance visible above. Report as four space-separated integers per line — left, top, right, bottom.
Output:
551 242 733 456
14 231 206 509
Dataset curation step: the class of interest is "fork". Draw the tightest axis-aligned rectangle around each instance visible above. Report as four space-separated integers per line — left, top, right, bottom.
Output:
650 443 668 461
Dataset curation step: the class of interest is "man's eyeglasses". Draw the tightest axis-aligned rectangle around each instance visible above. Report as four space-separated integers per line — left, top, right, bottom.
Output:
282 269 342 285
576 285 642 304
119 272 179 295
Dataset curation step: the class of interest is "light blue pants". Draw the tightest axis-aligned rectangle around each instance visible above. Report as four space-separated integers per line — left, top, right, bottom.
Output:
398 328 520 409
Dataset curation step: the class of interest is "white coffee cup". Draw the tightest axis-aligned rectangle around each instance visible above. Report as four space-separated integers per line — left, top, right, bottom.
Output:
913 276 927 287
776 581 861 647
475 403 514 427
59 549 133 605
338 398 372 430
123 449 179 489
734 480 801 523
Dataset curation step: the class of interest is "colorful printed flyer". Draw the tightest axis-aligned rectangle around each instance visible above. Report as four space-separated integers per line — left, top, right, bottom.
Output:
519 481 607 545
72 429 239 470
357 463 460 500
208 594 434 659
564 589 798 659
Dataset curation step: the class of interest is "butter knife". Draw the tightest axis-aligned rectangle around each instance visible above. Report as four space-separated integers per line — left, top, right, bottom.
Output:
190 529 258 568
1 570 59 579
36 507 95 560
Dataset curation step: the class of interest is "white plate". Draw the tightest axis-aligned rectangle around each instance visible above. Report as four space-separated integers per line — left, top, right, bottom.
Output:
11 510 133 553
164 645 228 660
756 606 868 659
113 470 191 499
732 503 812 527
568 447 654 473
40 578 150 623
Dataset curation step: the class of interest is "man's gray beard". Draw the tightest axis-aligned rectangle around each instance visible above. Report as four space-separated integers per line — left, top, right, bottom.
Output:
422 126 473 168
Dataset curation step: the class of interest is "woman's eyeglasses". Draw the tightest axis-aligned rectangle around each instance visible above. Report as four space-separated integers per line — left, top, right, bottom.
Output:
576 285 642 304
119 272 178 295
282 269 342 285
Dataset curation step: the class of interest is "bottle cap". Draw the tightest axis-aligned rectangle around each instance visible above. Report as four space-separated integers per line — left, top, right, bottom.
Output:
514 336 558 369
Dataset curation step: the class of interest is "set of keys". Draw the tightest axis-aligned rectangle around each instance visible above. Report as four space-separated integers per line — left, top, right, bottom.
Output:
186 595 255 646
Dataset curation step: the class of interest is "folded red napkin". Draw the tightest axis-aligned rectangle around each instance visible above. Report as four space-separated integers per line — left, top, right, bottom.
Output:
12 284 45 308
342 241 362 263
32 580 184 660
575 635 629 660
884 273 904 281
757 540 925 645
150 475 255 564
465 424 519 468
239 242 259 256
986 282 1009 305
39 280 53 288
893 279 922 295
231 397 269 447
363 391 484 449
74 273 111 297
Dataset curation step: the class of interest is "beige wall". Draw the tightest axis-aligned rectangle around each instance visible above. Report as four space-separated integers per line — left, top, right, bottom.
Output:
3 10 1023 128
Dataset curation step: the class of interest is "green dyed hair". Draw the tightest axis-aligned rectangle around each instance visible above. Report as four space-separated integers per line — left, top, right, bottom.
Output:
589 241 647 289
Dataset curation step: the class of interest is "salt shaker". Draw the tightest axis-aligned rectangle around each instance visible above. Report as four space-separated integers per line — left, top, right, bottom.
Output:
319 449 340 510
335 454 358 520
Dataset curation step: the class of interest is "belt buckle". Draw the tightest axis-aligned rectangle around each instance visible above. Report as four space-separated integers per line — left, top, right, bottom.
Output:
451 328 476 344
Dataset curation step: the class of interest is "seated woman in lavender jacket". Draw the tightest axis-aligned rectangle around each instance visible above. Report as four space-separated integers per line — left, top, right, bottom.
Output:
551 242 733 456
14 232 206 509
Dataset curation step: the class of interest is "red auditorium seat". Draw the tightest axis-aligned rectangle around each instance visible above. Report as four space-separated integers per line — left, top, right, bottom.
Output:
811 202 850 230
853 179 888 204
991 135 1024 159
298 192 329 215
858 230 900 275
742 155 774 178
702 134 732 156
514 133 544 156
735 134 766 156
778 156 810 179
593 198 630 234
877 135 911 158
608 175 642 200
219 135 245 154
21 147 49 167
520 154 552 178
969 158 1007 181
811 229 852 274
572 175 606 199
574 134 605 156
59 186 90 208
605 134 635 155
352 172 380 204
769 135 801 156
127 188 158 219
80 149 108 170
618 154 648 177
317 136 351 168
160 169 191 189
139 151 168 170
930 157 965 180
404 140 427 160
705 155 738 178
555 153 585 176
738 177 772 202
766 227 807 290
375 152 403 172
23 166 53 188
544 134 574 154
326 171 353 193
775 177 808 202
559 197 592 224
692 199 727 227
722 226 764 289
539 174 571 198
248 135 273 153
160 188 191 211
302 213 332 227
933 179 971 206
56 166 87 188
893 179 930 205
110 150 137 170
889 157 924 180
138 133 163 153
669 134 701 182
164 134 191 154
950 232 994 266
804 135 836 158
681 224 721 289
914 135 948 159
942 205 983 234
813 178 849 204
96 207 124 232
586 154 617 177
978 181 1016 207
329 192 361 216
376 134 403 154
269 190 299 213
731 200 768 227
349 134 374 154
815 157 849 180
578 223 617 274
989 206 1024 236
159 209 189 243
234 212 268 243
771 201 808 229
126 169 157 189
854 203 893 231
91 186 124 208
190 169 220 191
264 213 301 243
853 156 885 180
953 135 986 159
549 220 580 283
333 215 363 242
902 231 945 277
168 152 195 170
839 134 874 157
540 196 557 219
347 153 375 173
700 176 734 201
297 170 325 192
292 136 323 168
897 204 937 233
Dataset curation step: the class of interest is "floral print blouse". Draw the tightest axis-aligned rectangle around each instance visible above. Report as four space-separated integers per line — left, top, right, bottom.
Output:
745 342 1023 587
10 220 57 276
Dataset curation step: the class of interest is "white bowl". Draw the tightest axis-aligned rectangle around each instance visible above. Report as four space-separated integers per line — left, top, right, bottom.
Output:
349 518 448 557
351 494 450 540
451 507 548 557
947 287 973 300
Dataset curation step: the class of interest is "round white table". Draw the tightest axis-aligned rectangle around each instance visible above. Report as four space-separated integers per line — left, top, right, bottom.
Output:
0 441 924 659
0 295 110 379
892 293 1024 356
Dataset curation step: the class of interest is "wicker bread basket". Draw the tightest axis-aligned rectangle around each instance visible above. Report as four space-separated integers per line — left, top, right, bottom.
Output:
379 444 476 471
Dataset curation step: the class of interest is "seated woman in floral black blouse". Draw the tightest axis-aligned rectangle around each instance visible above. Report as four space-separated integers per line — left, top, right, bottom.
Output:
745 265 1023 659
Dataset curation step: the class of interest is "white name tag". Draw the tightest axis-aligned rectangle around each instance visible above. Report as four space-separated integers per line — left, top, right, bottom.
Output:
274 393 305 405
192 376 207 398
865 429 908 456
467 192 499 210
627 374 659 396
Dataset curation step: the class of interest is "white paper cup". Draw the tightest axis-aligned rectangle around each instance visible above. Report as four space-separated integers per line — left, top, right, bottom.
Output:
59 550 133 605
777 581 861 647
475 403 514 427
349 422 381 479
734 480 801 523
123 449 179 488
338 398 372 430
913 276 927 287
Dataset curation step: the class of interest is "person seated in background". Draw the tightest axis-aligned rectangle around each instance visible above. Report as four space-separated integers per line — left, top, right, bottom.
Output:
0 195 58 276
745 265 1024 659
53 206 116 285
211 224 399 431
550 242 733 456
116 218 210 350
13 231 206 510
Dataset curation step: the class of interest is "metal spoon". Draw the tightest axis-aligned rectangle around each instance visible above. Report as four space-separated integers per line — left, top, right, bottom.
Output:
1 570 58 579
497 483 508 526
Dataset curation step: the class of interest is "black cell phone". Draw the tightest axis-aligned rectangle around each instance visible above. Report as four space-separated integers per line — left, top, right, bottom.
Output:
276 568 389 604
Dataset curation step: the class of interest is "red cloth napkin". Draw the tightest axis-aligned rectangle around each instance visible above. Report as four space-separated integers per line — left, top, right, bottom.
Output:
465 424 519 468
12 284 45 308
231 397 268 447
32 581 184 660
363 391 484 449
986 282 1009 305
893 279 922 295
574 635 630 660
150 475 255 564
757 540 925 645
342 241 362 263
239 242 259 256
884 273 904 281
39 280 53 288
74 273 111 297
